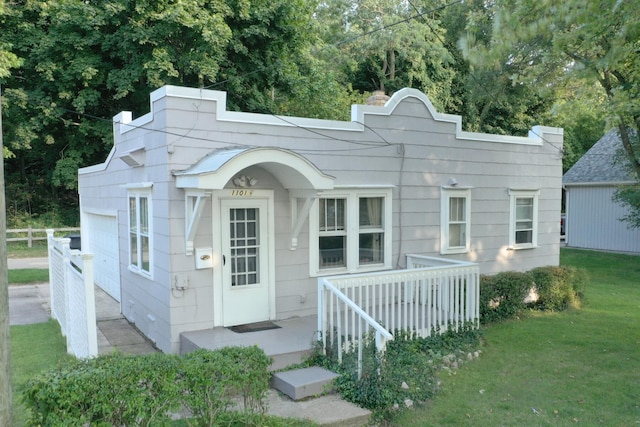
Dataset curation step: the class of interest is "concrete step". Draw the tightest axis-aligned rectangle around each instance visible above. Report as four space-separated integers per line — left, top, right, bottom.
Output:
271 366 340 401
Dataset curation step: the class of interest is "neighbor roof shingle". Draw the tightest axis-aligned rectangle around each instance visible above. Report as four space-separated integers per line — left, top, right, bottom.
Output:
563 129 636 184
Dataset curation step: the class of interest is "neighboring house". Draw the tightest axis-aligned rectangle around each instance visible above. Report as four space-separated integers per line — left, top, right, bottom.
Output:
563 129 640 253
78 85 564 353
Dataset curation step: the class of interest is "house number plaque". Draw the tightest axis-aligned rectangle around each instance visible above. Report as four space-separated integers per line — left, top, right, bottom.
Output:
231 189 254 197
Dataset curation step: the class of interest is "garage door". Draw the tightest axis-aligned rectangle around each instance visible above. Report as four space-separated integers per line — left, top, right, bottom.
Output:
86 214 121 302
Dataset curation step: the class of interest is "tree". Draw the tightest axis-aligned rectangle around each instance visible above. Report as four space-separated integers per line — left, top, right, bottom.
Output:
460 0 640 225
1 0 335 224
313 0 457 111
0 0 22 422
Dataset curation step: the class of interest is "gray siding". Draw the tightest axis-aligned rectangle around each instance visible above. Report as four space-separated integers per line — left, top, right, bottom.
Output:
565 185 640 253
79 86 564 353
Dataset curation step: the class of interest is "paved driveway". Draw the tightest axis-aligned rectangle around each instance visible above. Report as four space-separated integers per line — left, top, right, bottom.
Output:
9 284 51 325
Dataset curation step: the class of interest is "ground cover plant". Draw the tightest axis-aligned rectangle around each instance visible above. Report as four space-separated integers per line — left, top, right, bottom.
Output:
392 248 640 426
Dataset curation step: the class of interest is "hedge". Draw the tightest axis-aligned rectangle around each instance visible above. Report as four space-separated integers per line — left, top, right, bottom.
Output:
22 346 271 426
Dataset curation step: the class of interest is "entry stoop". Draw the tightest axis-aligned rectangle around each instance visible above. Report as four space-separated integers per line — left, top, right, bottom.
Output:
272 366 339 400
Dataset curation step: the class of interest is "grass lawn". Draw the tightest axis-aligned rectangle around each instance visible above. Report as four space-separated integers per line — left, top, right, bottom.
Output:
10 321 71 426
392 248 640 426
6 241 49 258
8 269 49 285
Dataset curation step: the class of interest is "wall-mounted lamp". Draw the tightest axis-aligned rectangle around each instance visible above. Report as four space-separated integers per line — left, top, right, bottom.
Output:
448 177 458 187
233 175 258 188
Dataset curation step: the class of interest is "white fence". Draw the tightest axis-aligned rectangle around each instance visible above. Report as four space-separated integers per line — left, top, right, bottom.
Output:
318 254 479 377
47 230 98 358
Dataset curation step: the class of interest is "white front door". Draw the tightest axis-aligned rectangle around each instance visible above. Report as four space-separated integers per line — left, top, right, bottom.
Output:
221 198 270 326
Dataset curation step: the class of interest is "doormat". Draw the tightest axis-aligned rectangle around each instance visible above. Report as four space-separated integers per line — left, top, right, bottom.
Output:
229 321 281 333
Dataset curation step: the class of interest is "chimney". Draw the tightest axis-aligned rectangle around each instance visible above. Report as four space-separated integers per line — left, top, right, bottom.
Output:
366 90 390 106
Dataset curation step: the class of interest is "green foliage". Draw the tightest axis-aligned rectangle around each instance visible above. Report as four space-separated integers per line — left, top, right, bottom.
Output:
529 265 589 311
312 325 481 422
613 183 640 229
23 353 183 426
11 321 71 426
22 347 272 427
181 347 271 426
479 271 533 323
480 266 590 323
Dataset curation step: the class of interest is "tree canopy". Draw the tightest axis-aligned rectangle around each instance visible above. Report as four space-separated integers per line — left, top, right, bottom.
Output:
461 0 640 226
4 0 633 225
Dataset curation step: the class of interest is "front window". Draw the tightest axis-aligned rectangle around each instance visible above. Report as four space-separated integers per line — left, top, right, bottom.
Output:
440 187 471 254
319 198 347 268
129 190 152 276
311 189 392 275
509 189 539 249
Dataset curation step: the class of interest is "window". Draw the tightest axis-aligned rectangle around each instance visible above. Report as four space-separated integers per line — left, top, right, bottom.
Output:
440 187 471 254
311 189 392 275
129 189 152 276
509 189 539 249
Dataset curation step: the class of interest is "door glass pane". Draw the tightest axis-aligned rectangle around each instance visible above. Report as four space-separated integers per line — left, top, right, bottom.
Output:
230 208 260 287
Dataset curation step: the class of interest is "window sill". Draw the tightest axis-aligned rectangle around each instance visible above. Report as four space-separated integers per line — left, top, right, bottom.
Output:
508 244 538 251
312 263 390 278
128 265 153 280
440 248 469 255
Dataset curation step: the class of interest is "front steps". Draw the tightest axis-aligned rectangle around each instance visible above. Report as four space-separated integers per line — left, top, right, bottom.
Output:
270 367 371 426
272 366 339 400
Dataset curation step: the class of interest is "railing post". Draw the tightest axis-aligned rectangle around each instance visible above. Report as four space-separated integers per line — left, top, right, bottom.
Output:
317 278 325 353
27 225 33 248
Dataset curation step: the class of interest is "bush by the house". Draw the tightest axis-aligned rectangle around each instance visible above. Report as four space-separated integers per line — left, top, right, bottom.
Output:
530 265 589 311
181 347 271 426
480 266 589 323
22 347 271 426
311 325 482 422
480 271 533 323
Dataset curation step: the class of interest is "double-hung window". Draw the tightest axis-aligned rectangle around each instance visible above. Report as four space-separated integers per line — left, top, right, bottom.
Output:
128 188 153 277
312 189 392 275
440 187 471 254
509 189 539 249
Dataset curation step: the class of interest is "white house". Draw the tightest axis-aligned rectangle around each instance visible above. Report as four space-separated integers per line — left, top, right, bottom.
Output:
78 86 564 354
563 129 640 253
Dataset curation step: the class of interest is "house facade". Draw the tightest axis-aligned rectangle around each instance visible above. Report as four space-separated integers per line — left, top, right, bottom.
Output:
563 129 640 253
78 86 564 353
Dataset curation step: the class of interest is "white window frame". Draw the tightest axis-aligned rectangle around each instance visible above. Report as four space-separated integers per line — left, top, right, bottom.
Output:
128 187 153 278
440 187 471 254
310 188 392 276
509 189 539 250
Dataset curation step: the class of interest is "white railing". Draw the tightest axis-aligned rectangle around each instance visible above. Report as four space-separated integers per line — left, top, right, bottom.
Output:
318 254 480 377
47 230 98 358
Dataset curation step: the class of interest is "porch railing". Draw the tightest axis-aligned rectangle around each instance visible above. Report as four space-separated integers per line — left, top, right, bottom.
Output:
318 254 480 377
47 230 98 358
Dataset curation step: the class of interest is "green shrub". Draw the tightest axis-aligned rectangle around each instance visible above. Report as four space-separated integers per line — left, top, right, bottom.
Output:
480 271 533 323
530 265 589 311
316 325 481 422
181 346 271 426
22 347 272 426
23 353 183 426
